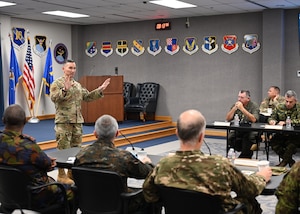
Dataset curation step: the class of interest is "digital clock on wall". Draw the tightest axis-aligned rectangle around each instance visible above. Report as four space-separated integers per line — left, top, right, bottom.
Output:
155 21 171 30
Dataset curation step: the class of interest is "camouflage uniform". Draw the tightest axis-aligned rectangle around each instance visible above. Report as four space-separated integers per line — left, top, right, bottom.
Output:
268 103 300 162
259 96 285 113
143 150 266 214
228 101 260 158
0 130 74 209
74 139 154 213
275 161 300 214
50 76 104 149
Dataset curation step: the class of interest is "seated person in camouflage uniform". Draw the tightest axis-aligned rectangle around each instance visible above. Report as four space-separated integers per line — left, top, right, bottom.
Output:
74 114 154 213
0 104 75 211
226 90 260 158
268 90 300 167
275 161 300 214
143 109 272 214
259 86 285 115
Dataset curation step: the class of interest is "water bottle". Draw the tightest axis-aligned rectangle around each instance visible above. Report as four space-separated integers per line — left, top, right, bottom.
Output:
234 114 239 126
227 148 235 164
286 116 292 129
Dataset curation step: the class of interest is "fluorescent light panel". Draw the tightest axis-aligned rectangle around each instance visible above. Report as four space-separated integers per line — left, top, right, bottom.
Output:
149 0 197 9
0 1 16 7
42 10 90 18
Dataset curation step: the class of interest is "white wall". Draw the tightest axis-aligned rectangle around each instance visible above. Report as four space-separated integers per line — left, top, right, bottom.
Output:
0 16 72 117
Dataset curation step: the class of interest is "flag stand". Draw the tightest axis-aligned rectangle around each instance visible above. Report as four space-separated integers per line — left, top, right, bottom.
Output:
28 117 39 123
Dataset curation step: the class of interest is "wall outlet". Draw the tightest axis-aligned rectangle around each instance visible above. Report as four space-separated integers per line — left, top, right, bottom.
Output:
297 70 300 77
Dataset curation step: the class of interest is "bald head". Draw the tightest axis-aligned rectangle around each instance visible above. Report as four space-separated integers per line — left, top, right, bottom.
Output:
176 109 206 144
3 104 26 130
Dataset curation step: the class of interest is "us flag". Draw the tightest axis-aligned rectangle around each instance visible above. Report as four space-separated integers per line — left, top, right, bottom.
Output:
23 37 35 110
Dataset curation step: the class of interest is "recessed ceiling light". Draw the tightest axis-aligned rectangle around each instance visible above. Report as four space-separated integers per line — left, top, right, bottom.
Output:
149 0 197 9
42 10 90 18
0 1 16 7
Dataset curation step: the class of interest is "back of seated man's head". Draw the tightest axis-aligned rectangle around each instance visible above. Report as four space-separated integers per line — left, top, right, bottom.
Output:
94 114 118 140
3 104 26 130
176 109 206 144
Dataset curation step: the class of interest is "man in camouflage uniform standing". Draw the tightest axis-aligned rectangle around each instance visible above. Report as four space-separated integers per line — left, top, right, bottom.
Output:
74 114 154 213
0 104 74 211
143 109 272 214
268 90 300 167
275 161 300 213
50 59 110 184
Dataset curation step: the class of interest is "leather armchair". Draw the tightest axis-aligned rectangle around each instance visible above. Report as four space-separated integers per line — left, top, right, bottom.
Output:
125 82 160 121
123 82 134 108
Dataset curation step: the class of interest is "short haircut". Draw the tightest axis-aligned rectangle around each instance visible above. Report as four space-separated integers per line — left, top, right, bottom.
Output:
239 90 250 98
285 90 298 100
176 110 206 143
270 86 280 94
94 114 118 140
3 104 26 128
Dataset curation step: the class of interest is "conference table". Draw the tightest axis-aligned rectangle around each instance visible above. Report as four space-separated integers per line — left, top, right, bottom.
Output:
48 146 287 195
206 121 300 159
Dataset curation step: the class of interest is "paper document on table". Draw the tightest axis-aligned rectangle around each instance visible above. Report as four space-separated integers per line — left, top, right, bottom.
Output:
234 159 259 167
66 157 76 163
264 125 283 130
213 121 230 126
127 178 144 188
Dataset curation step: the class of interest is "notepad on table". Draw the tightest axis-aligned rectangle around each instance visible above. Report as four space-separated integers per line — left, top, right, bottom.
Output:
234 158 259 167
264 125 283 130
213 121 230 126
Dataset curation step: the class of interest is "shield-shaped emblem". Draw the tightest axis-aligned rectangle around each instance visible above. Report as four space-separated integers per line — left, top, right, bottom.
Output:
242 34 260 54
147 39 162 56
33 35 47 57
85 41 98 57
100 41 113 57
221 35 239 54
116 40 129 57
182 37 199 55
202 36 218 54
164 38 179 55
12 27 26 50
131 40 145 56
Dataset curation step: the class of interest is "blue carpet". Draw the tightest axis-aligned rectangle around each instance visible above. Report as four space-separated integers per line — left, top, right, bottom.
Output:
0 119 160 143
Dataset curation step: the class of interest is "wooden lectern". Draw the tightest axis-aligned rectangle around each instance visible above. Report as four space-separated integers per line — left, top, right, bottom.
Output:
79 76 124 124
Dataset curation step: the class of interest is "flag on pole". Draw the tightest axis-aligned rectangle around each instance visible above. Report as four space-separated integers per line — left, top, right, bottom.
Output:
42 47 53 95
22 37 35 110
9 40 22 105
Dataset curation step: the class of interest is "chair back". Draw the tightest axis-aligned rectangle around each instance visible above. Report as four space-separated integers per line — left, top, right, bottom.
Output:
72 167 124 214
123 82 134 106
158 186 222 214
0 165 31 210
0 165 70 214
137 82 160 105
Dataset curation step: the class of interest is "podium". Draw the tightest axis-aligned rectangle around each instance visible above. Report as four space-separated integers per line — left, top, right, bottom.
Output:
79 76 124 124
